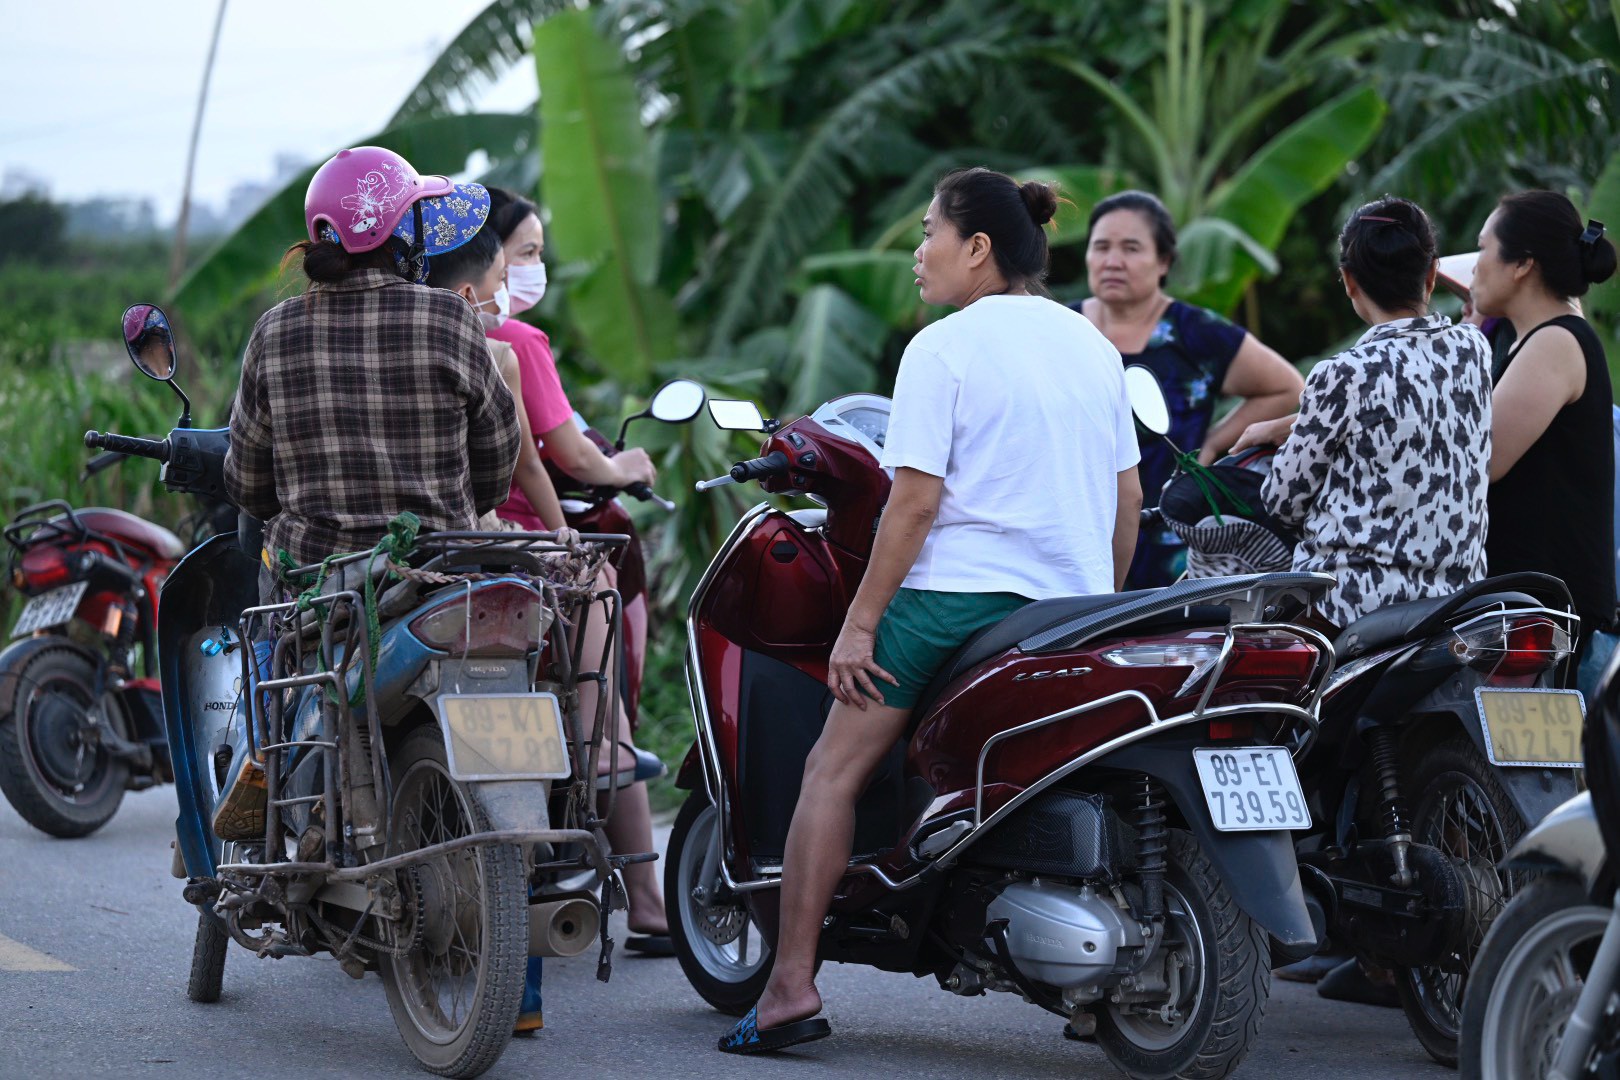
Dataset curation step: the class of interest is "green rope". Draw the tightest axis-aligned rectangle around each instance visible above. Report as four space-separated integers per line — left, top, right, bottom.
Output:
1173 452 1254 526
274 512 422 706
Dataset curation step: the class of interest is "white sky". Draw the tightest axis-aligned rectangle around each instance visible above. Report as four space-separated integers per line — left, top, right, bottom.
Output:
1 0 539 220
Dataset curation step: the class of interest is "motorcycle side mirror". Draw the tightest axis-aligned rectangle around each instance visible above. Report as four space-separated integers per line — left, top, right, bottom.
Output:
123 304 178 382
650 379 706 423
708 399 772 432
121 303 193 428
1124 364 1171 438
615 378 708 449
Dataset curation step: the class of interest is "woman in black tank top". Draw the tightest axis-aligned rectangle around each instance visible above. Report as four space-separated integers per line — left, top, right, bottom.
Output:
1473 191 1619 636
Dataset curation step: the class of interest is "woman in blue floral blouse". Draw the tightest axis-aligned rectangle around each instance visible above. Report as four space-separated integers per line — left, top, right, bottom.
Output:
1073 191 1303 588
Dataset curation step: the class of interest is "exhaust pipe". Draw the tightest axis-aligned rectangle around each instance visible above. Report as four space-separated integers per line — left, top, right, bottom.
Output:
528 898 599 957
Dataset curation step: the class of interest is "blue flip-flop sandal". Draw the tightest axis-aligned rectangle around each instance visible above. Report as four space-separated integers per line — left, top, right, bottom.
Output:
717 1007 831 1055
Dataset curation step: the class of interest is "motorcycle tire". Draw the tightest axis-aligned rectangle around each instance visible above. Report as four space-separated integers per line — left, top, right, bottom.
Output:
1459 873 1610 1079
0 644 128 838
1094 829 1270 1080
666 792 791 1016
1395 734 1527 1068
187 910 228 1003
377 725 527 1079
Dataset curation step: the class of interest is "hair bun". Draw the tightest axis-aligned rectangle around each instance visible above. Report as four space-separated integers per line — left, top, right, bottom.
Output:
1019 180 1058 227
1581 232 1618 286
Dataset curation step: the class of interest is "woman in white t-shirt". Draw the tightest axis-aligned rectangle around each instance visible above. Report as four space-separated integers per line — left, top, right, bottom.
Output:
719 167 1143 1055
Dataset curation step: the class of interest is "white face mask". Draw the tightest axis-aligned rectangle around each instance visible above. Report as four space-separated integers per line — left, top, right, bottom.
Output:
470 283 510 329
506 262 547 313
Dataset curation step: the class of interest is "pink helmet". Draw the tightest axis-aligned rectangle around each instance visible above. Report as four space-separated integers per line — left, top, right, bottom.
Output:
122 304 157 343
304 146 490 260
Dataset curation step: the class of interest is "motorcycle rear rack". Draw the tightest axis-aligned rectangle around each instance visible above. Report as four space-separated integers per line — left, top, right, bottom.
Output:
233 550 630 878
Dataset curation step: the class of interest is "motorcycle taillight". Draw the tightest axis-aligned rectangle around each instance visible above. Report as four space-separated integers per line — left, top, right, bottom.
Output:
1496 617 1565 676
1212 634 1320 691
18 546 73 593
1453 615 1571 677
407 581 549 657
1218 637 1315 680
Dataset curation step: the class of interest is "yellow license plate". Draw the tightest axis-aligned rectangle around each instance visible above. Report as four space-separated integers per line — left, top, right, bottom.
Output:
437 693 571 781
1475 689 1584 767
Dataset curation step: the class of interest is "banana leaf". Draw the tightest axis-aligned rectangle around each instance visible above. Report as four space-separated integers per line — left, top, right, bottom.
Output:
171 113 535 319
796 251 937 329
1199 84 1388 313
535 9 678 381
1173 216 1281 310
780 284 888 417
388 0 576 124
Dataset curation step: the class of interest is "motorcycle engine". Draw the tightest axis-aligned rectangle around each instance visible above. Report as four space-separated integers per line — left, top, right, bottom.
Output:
985 879 1144 989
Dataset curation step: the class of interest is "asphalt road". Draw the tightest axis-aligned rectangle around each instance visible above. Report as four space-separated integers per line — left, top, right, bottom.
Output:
0 788 1450 1079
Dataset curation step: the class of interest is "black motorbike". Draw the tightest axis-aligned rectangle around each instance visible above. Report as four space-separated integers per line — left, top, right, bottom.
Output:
1135 365 1585 1066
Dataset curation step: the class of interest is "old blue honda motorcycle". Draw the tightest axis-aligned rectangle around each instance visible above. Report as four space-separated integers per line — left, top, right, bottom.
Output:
88 304 695 1077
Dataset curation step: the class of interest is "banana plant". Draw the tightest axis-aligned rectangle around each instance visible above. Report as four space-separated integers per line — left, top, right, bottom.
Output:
1042 0 1387 314
533 9 680 383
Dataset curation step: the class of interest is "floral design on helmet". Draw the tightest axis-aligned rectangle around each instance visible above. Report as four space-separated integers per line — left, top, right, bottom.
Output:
339 164 411 234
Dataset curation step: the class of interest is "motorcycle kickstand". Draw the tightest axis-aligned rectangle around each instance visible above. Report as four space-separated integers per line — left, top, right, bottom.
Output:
596 871 628 983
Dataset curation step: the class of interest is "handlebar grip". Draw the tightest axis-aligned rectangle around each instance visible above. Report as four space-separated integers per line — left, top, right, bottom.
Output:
625 482 677 511
85 430 170 462
729 451 791 482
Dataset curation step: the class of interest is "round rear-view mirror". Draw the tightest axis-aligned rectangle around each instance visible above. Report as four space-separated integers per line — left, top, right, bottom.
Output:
1123 364 1170 437
649 379 706 424
122 304 178 382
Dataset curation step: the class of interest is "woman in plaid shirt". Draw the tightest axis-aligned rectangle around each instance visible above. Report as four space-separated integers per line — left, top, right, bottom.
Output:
226 147 520 567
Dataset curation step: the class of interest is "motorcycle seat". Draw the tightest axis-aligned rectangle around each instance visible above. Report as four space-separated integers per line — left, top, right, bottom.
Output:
910 591 1230 720
1333 589 1541 661
68 508 186 560
908 573 1337 720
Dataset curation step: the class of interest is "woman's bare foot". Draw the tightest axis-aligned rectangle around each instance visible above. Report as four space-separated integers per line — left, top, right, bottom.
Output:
753 983 823 1031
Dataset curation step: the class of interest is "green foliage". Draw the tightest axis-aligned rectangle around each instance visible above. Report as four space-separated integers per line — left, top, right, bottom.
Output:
534 11 679 382
1365 1 1620 364
0 196 67 265
0 242 169 365
1190 84 1388 311
0 358 236 629
1042 0 1387 312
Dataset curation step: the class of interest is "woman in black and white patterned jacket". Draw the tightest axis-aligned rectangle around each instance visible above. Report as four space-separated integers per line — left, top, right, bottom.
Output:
1233 197 1492 628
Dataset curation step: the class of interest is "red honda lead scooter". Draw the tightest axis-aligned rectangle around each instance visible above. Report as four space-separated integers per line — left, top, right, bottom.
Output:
666 387 1337 1078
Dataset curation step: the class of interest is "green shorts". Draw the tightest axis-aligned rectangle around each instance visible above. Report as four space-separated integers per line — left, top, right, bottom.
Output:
870 588 1032 711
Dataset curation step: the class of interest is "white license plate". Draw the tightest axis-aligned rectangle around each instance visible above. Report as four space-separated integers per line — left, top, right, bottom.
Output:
436 693 571 782
10 582 88 638
1192 747 1311 832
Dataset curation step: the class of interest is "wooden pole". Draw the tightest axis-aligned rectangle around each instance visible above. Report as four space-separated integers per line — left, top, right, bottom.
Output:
169 0 228 289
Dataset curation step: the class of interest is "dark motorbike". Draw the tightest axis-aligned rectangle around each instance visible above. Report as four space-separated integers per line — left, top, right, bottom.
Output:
665 386 1337 1078
1140 364 1584 1065
0 306 228 837
1462 628 1620 1078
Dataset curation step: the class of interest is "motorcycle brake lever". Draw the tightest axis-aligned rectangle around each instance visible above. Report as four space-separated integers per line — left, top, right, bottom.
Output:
694 475 738 492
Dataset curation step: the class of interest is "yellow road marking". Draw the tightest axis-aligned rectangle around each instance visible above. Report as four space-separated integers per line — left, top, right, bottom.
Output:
0 932 74 972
